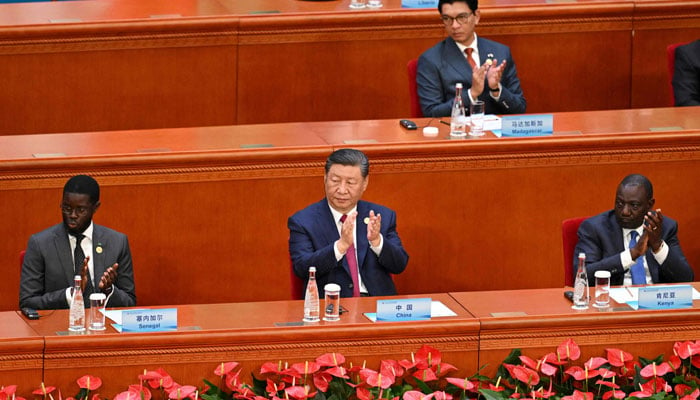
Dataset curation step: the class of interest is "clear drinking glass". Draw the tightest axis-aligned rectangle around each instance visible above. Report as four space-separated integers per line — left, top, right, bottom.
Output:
88 293 107 330
593 270 611 308
349 0 366 9
469 100 485 136
323 283 341 322
367 0 383 7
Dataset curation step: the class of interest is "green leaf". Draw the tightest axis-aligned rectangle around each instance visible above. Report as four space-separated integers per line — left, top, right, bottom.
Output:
479 388 508 400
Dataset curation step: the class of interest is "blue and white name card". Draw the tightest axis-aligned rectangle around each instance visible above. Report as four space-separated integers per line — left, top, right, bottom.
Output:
501 115 553 137
638 285 693 310
376 298 431 322
401 0 438 8
122 308 178 332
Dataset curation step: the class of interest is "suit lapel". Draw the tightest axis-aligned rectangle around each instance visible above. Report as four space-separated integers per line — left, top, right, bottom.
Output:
92 225 106 289
443 37 472 86
53 224 76 284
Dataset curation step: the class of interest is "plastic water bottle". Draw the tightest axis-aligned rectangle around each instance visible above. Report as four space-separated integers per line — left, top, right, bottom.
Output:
572 253 590 310
303 267 320 322
450 83 467 137
68 275 86 331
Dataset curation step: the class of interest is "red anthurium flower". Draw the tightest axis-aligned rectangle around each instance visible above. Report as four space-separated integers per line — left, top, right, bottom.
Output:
539 362 558 377
676 384 694 396
356 387 373 400
595 380 619 389
214 362 240 376
260 362 282 375
434 362 458 377
32 384 56 396
412 366 438 382
291 361 321 376
284 385 313 400
692 355 700 370
150 368 174 390
446 377 475 391
415 345 441 370
605 349 633 367
379 360 399 380
326 366 349 379
168 385 197 400
226 370 242 391
674 341 700 359
519 356 539 370
541 352 567 366
312 371 332 393
642 377 672 393
519 356 557 376
360 368 395 389
640 362 673 378
565 366 598 381
596 369 616 379
266 378 285 395
77 375 102 391
91 393 102 400
681 388 700 400
557 339 581 361
628 390 652 398
316 353 346 367
2 386 17 396
509 393 521 399
280 367 303 380
114 391 138 400
487 383 506 392
584 357 608 370
402 391 434 400
531 387 556 399
510 365 540 386
667 355 682 370
127 385 152 400
561 390 593 400
432 391 452 400
602 389 626 400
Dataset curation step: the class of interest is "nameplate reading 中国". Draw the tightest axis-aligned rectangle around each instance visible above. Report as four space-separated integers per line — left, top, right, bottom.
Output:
122 308 178 332
501 115 553 137
376 298 431 322
638 285 692 310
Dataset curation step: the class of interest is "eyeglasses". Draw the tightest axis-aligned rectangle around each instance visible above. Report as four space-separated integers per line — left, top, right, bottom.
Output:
61 204 91 216
440 12 473 25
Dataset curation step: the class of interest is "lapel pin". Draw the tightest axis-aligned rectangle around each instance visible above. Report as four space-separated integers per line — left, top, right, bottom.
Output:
96 245 103 254
364 217 370 224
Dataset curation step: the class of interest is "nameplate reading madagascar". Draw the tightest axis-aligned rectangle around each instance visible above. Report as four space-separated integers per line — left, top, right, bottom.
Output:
376 298 431 322
638 285 692 310
501 115 553 137
122 308 177 332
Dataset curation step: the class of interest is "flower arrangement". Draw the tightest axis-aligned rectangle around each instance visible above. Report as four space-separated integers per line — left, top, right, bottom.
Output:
7 339 700 400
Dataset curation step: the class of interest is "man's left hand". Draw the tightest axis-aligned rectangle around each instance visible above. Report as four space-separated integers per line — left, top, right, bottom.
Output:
486 59 506 92
644 209 664 252
98 263 119 294
366 210 382 247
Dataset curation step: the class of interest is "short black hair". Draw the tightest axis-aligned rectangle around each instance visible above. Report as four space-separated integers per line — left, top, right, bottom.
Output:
325 149 370 178
619 174 653 200
63 175 100 204
438 0 478 13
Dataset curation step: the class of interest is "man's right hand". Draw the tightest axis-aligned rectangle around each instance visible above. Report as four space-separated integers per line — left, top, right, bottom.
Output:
80 256 90 292
630 233 648 261
337 211 357 254
469 61 489 98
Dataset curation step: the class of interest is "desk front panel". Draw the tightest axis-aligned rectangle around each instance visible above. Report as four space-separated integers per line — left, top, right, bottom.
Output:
0 312 44 397
30 295 478 398
452 288 700 376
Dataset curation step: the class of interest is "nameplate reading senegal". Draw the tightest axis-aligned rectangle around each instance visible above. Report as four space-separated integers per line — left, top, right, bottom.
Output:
638 285 692 310
376 298 431 322
501 115 553 137
122 308 178 332
401 0 438 8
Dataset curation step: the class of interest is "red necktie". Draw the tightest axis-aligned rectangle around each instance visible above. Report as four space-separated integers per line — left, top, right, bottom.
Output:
465 48 476 70
340 215 361 297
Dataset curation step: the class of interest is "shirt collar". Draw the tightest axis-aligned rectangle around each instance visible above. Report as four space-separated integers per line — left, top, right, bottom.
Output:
455 33 478 55
327 202 358 224
69 222 94 242
622 224 644 241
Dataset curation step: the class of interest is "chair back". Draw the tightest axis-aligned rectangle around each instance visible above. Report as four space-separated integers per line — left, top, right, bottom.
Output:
290 259 305 300
667 42 689 106
20 250 26 269
561 217 587 286
406 58 423 118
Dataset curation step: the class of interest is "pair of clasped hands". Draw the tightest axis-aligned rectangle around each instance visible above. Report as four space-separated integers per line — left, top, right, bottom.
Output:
76 256 119 294
631 209 665 259
336 210 382 254
469 57 507 99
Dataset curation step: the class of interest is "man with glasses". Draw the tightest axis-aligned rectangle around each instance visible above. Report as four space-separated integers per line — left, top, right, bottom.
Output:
20 175 136 310
574 174 693 286
416 0 526 117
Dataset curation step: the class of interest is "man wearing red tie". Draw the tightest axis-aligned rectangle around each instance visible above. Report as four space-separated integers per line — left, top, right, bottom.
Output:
288 149 409 298
416 0 526 117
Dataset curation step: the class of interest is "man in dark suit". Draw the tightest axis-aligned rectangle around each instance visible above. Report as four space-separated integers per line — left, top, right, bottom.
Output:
288 149 409 298
574 174 693 286
416 0 526 117
20 175 136 310
673 39 700 106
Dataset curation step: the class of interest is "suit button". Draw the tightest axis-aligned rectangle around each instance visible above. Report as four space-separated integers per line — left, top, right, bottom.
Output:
348 283 354 289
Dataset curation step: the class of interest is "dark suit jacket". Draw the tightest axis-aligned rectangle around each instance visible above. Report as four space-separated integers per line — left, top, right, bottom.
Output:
673 40 700 106
288 199 409 298
573 210 693 286
19 223 136 310
417 36 526 117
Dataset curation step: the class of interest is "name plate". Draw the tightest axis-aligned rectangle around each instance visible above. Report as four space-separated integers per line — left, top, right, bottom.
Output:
401 0 438 8
501 114 553 137
122 308 178 332
638 285 692 310
376 298 431 322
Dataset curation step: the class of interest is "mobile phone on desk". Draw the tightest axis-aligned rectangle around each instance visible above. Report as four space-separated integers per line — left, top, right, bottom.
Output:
21 307 39 320
563 291 574 303
399 119 418 130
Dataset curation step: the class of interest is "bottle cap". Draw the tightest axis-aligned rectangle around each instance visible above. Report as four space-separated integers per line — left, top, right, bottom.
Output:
309 266 316 272
578 252 585 259
456 83 463 89
324 283 340 293
89 293 106 300
594 270 611 278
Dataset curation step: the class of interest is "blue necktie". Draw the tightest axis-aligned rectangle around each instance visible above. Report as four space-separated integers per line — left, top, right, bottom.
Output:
629 231 646 285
